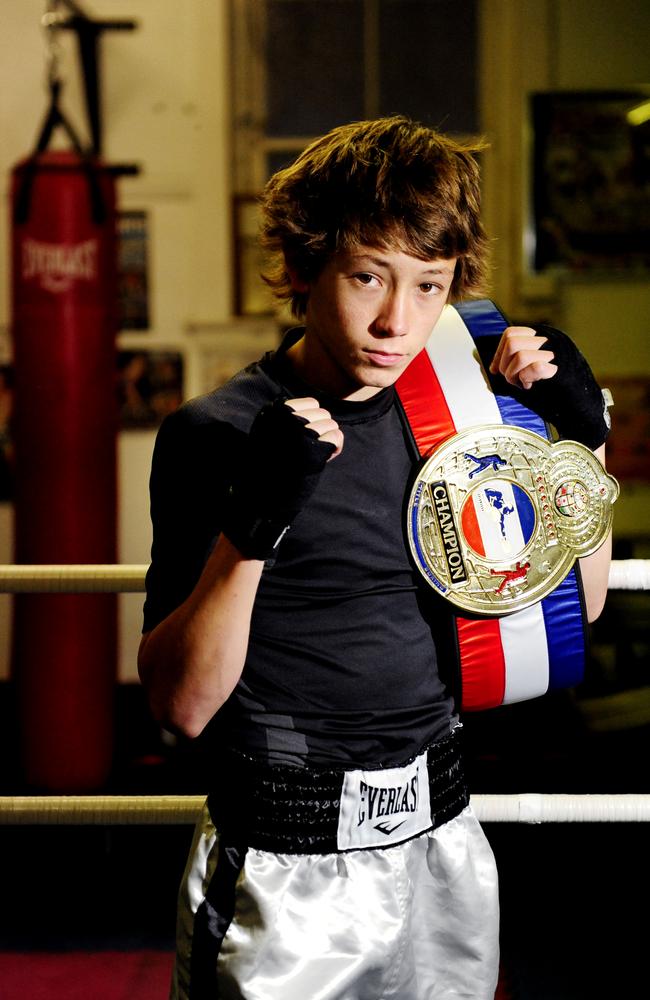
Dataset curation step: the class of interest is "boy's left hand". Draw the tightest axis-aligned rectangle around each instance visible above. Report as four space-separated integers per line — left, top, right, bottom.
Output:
484 324 610 450
489 326 557 390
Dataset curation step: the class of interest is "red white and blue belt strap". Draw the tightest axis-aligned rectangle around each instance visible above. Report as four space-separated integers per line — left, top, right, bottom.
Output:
395 299 586 712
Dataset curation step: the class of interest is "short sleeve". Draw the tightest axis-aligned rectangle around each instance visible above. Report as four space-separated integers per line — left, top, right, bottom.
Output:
142 406 242 633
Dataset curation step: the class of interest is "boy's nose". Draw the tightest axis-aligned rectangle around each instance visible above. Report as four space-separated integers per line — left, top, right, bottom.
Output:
376 291 409 337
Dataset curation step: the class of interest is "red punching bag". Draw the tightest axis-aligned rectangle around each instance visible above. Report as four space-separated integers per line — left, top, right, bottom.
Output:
11 148 118 790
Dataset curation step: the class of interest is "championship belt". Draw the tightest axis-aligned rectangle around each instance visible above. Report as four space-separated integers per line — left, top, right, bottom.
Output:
395 300 618 712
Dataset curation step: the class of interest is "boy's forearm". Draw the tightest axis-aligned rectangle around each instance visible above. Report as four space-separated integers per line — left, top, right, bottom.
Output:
138 534 264 738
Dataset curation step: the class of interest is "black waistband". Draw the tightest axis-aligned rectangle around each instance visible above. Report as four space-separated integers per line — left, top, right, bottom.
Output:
207 730 469 854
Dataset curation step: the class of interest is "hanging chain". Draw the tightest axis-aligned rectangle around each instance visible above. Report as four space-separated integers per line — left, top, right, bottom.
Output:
41 0 67 90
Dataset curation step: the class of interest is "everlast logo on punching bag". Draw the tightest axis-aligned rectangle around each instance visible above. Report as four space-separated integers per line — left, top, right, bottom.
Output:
21 237 98 293
337 752 432 849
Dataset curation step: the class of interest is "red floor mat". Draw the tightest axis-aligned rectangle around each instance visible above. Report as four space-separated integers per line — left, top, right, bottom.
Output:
0 950 174 1000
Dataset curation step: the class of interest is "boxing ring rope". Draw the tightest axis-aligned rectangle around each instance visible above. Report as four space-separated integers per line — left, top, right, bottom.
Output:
0 563 150 593
0 559 648 593
1 793 650 826
0 560 648 826
608 558 650 591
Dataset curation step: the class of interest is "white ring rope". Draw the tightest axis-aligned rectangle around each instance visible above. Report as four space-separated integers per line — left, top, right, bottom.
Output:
607 558 650 591
472 793 650 824
1 793 650 825
0 560 647 593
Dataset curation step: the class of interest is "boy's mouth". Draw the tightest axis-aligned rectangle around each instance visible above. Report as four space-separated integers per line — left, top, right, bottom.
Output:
364 350 405 366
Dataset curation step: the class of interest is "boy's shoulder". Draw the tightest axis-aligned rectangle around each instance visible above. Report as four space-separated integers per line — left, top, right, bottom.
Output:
168 351 283 435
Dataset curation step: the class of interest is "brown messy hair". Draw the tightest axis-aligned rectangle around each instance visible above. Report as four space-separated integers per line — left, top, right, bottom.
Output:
260 116 489 317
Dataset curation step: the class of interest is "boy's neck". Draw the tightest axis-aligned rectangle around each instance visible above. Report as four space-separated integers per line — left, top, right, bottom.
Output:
285 334 383 403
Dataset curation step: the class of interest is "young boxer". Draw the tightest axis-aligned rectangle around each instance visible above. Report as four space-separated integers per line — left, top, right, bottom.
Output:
139 116 611 1000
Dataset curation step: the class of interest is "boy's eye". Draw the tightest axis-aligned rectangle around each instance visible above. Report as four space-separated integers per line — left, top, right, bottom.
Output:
420 282 436 293
355 272 376 285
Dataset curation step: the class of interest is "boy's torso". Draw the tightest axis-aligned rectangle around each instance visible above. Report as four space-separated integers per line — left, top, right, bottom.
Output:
148 332 455 770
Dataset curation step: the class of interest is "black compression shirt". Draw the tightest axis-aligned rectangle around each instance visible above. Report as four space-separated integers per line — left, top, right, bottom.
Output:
144 330 455 768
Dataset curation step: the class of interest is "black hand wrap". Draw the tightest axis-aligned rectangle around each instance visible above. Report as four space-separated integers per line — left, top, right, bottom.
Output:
220 396 337 560
483 325 611 450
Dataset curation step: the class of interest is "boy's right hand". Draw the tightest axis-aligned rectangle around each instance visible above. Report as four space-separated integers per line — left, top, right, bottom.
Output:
283 397 344 459
221 396 343 560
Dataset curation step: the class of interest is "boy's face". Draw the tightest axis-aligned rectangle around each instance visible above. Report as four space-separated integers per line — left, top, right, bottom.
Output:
289 246 457 401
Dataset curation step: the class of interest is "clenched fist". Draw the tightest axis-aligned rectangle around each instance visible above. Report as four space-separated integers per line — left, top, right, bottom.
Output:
221 396 343 560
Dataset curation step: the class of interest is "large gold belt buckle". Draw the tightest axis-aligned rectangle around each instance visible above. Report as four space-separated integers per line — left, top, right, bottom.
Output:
407 425 619 616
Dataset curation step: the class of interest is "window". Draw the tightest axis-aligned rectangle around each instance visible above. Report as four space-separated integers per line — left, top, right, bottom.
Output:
230 0 479 191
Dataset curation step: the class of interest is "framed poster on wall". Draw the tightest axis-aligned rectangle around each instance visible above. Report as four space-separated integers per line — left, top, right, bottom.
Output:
117 210 150 330
117 350 183 429
530 90 650 273
232 195 276 316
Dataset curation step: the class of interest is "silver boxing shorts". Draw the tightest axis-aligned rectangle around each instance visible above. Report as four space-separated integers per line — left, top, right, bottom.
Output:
170 736 499 999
